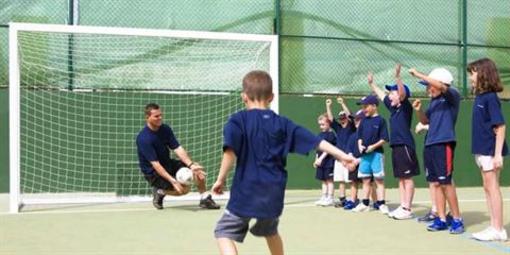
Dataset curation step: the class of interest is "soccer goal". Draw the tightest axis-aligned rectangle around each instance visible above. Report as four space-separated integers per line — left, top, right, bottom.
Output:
9 22 278 213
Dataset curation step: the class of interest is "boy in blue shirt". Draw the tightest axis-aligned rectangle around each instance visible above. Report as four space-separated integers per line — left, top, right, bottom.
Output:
212 70 355 255
351 95 389 214
367 64 419 220
410 67 465 234
326 97 356 206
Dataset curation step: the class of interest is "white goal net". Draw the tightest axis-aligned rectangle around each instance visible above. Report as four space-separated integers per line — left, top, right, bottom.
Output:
9 23 278 213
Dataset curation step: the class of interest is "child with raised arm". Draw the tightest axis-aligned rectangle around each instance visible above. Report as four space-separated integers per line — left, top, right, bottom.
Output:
326 97 356 206
409 67 465 234
342 110 365 210
351 94 389 214
314 114 337 206
467 58 508 241
368 64 419 220
212 70 354 255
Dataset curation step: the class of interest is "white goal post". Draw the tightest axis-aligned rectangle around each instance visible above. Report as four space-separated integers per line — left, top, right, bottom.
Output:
9 22 278 213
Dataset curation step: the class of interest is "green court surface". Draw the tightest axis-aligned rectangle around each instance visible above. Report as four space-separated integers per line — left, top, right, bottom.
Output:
1 187 509 255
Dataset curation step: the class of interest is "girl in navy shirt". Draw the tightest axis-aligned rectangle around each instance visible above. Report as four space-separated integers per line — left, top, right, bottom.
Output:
467 58 508 242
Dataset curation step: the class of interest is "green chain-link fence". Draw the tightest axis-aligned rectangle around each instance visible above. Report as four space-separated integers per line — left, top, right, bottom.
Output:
1 0 509 97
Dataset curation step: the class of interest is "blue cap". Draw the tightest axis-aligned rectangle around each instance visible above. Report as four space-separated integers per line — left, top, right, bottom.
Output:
356 95 379 106
385 84 411 97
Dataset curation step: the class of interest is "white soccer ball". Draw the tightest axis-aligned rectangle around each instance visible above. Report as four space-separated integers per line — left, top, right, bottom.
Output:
176 167 194 185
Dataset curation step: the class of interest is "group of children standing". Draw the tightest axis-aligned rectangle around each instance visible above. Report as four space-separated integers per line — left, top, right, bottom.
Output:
210 57 506 255
313 59 507 241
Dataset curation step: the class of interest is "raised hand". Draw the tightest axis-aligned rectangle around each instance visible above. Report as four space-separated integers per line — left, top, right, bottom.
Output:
336 97 344 105
412 99 422 111
326 98 332 107
367 72 374 85
395 64 402 78
408 68 418 77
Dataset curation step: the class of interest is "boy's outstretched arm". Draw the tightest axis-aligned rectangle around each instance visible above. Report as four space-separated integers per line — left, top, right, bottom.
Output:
317 140 356 169
212 149 236 195
409 68 447 92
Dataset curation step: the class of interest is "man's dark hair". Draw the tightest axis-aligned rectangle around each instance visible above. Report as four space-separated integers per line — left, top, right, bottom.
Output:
242 70 273 101
144 103 160 116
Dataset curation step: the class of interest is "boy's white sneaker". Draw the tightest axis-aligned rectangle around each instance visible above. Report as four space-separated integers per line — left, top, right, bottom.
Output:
352 203 369 212
392 208 414 220
378 204 390 215
319 197 334 207
388 206 402 218
314 196 325 206
472 227 508 242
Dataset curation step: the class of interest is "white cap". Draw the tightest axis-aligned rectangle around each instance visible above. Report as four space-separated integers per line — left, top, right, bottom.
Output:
419 68 454 86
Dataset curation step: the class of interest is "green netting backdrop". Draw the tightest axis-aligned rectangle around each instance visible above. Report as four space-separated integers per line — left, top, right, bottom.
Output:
1 0 509 95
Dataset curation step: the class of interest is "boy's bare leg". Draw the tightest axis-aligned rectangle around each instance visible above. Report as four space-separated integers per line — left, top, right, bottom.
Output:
443 182 461 219
403 178 415 209
266 234 284 255
375 179 385 201
433 183 447 220
398 179 405 207
217 238 238 255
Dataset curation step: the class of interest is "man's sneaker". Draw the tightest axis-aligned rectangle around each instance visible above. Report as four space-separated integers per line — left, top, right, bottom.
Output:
199 194 220 209
472 227 508 241
427 217 448 232
352 203 370 212
343 200 358 210
392 208 414 220
449 218 465 234
378 204 389 215
417 210 437 223
152 188 165 210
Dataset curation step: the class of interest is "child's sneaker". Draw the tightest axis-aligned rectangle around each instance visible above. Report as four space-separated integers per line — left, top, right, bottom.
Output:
378 204 389 215
314 196 325 206
472 227 508 241
352 203 370 212
427 217 448 232
392 208 414 220
343 200 358 210
446 212 454 226
388 206 401 218
319 197 334 207
449 218 465 234
334 198 346 208
417 210 437 223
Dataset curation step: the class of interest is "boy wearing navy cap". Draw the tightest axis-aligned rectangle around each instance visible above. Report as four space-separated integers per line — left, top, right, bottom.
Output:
409 67 465 234
368 64 419 220
326 97 356 206
212 70 355 255
351 94 389 214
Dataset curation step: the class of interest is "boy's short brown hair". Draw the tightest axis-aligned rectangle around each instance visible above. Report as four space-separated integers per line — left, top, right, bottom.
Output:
242 70 273 101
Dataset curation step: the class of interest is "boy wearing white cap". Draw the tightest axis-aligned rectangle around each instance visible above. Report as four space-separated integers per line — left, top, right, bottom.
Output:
409 67 465 234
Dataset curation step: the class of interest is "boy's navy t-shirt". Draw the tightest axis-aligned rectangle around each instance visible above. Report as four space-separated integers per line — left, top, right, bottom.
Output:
425 87 461 146
316 131 336 169
472 92 508 156
357 115 389 154
331 119 355 151
346 132 361 158
223 109 321 219
383 96 415 149
136 124 180 175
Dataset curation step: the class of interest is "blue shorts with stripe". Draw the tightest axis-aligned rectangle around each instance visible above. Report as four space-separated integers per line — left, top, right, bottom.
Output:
424 143 455 184
358 152 384 179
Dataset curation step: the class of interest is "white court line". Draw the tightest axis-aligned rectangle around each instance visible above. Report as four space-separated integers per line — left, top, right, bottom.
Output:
1 198 509 216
